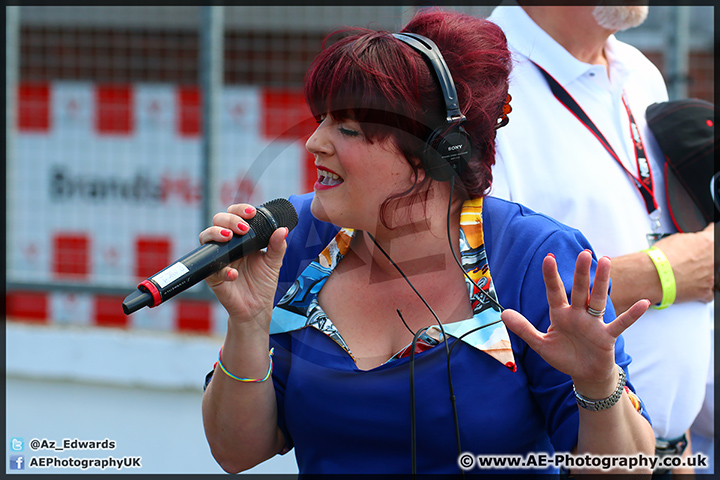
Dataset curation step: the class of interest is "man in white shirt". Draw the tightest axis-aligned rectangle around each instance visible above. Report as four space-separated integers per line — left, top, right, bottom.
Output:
487 3 714 474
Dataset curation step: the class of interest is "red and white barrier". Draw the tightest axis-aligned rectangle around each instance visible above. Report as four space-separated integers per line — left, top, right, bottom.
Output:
6 290 231 336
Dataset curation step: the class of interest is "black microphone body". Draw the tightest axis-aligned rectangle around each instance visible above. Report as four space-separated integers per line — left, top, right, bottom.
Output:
122 198 298 315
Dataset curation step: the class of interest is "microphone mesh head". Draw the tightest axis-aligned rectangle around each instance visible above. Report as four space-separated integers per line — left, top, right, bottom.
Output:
249 198 299 243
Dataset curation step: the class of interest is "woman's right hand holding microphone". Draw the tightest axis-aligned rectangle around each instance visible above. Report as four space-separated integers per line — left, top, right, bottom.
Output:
198 203 289 326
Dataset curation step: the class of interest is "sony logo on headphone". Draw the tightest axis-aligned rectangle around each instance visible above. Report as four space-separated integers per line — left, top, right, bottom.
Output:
447 144 463 151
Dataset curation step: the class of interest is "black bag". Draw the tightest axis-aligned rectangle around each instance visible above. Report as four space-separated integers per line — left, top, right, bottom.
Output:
646 98 717 232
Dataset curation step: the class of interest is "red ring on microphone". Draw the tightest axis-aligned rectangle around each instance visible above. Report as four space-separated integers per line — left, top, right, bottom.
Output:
139 279 162 307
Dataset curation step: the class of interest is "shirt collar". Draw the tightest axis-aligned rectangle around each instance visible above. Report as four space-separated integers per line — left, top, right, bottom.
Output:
604 35 632 91
452 198 515 370
271 198 516 371
489 2 605 87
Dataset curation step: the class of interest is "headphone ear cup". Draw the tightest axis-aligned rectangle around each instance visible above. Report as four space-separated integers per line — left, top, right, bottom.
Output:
422 125 472 182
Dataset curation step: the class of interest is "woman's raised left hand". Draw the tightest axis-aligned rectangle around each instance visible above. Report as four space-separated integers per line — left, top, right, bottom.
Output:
501 250 650 398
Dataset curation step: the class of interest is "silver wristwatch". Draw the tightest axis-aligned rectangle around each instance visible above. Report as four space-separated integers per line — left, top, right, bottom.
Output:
573 365 627 412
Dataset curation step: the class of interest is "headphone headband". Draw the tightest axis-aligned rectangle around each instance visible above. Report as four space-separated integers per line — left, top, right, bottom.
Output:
392 32 465 124
392 31 472 182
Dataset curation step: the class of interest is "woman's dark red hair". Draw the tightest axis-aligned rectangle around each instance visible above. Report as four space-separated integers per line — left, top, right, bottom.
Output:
304 8 511 220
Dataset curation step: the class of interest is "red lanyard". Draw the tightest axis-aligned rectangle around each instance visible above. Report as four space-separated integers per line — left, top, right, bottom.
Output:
533 63 661 229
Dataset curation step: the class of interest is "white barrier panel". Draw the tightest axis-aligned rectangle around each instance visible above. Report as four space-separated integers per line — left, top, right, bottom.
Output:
10 81 307 285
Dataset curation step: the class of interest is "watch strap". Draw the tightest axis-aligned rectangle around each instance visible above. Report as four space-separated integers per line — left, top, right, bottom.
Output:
573 365 627 412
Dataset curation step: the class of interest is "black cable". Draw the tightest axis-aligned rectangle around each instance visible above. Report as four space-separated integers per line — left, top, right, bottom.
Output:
446 177 504 313
400 311 501 477
448 319 504 358
397 307 417 337
441 178 464 470
438 177 506 471
367 232 450 350
367 178 506 476
398 308 430 477
367 232 452 476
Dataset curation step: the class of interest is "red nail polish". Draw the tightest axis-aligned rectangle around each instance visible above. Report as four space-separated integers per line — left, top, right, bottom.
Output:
547 253 555 258
220 229 231 237
245 207 255 215
238 222 249 232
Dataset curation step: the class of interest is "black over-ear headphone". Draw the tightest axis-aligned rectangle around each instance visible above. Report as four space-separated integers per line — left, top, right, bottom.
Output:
392 32 472 182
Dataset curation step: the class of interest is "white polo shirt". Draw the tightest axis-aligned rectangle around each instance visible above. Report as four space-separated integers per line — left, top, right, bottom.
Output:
488 4 712 440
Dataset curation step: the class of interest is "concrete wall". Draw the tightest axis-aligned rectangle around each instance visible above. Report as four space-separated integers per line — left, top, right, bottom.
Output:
5 322 298 474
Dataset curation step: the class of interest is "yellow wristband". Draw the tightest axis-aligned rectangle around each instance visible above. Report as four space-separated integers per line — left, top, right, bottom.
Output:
642 246 676 309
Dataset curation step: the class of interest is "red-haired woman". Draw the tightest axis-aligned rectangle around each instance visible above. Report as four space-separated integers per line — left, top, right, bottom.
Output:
201 8 654 475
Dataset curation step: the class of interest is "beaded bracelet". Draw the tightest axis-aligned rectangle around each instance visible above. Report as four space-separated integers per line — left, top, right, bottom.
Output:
217 347 274 383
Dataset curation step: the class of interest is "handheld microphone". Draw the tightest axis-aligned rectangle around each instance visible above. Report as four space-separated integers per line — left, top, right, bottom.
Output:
122 198 299 315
